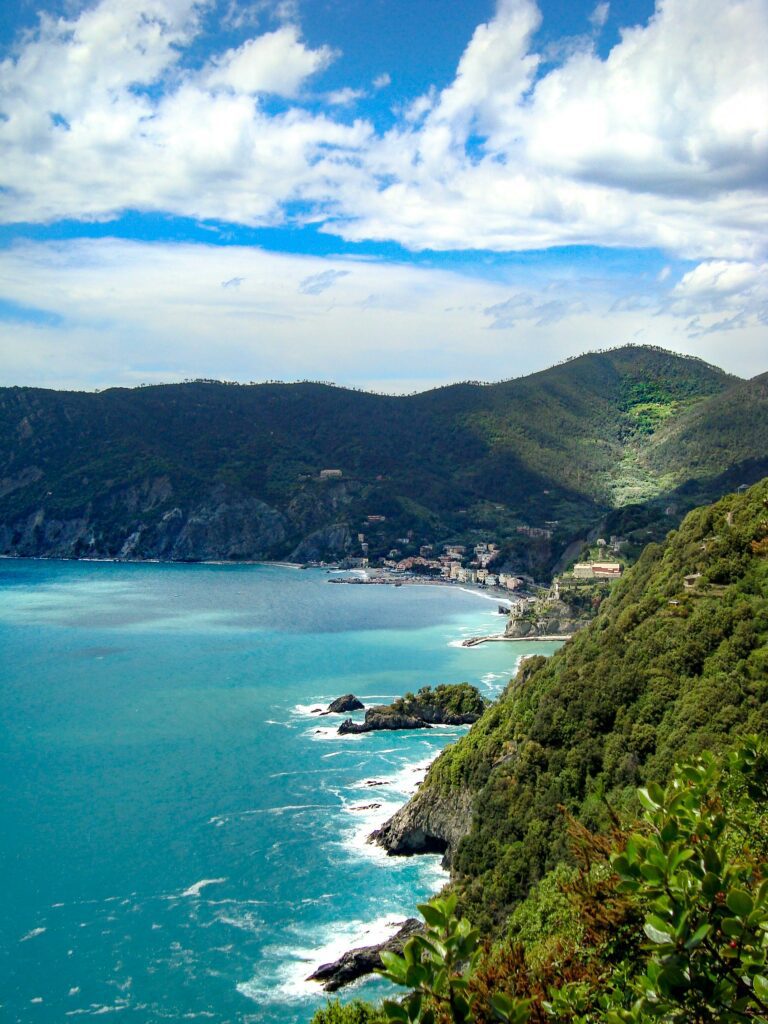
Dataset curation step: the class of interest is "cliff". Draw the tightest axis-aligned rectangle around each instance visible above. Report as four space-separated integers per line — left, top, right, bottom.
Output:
370 479 768 927
368 785 475 865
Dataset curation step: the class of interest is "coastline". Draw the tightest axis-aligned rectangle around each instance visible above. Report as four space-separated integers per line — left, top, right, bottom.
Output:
461 632 573 646
300 608 565 995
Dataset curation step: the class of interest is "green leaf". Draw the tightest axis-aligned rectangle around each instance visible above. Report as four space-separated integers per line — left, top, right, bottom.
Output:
754 975 768 1001
702 871 722 898
380 951 408 981
722 917 743 937
727 889 754 918
382 1000 409 1023
644 922 674 944
638 788 660 812
685 922 711 949
406 992 422 1020
648 781 665 805
417 903 446 929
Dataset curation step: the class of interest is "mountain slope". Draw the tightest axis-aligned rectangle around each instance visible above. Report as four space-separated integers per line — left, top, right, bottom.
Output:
0 346 761 567
372 478 768 927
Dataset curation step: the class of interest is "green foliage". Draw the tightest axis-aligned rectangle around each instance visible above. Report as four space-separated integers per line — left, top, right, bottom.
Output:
311 999 387 1024
415 480 768 930
377 894 531 1024
392 685 487 719
367 742 768 1024
607 738 768 1023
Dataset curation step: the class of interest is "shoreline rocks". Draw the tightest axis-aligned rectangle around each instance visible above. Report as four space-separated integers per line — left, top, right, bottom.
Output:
337 684 485 735
307 918 423 991
339 708 432 734
368 785 475 868
326 694 364 714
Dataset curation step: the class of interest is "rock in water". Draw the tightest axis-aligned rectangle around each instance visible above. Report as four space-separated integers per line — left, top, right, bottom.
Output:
306 918 423 991
338 709 431 734
326 694 364 713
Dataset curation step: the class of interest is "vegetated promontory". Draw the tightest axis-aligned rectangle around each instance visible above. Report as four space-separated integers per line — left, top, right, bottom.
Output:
2 346 767 578
338 684 486 734
370 478 768 930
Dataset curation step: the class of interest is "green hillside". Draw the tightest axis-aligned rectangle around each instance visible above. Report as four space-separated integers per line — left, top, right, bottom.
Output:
386 478 768 929
0 345 764 569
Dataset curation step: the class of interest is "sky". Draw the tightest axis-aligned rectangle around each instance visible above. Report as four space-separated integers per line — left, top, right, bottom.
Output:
0 0 766 392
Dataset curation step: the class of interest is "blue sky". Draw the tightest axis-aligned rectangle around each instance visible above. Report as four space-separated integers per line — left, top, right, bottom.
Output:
0 0 765 391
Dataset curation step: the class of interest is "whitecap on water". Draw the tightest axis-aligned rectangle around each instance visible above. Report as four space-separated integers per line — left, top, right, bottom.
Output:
237 913 409 1006
20 926 47 941
180 878 227 898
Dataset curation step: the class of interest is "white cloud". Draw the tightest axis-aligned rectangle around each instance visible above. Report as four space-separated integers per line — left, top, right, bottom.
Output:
298 269 349 294
0 0 766 262
664 259 768 334
484 293 587 328
589 2 610 29
372 72 391 90
325 86 366 106
332 0 768 258
205 25 334 96
0 0 364 224
0 239 765 390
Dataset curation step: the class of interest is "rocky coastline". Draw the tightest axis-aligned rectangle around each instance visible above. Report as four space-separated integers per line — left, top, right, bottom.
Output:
306 918 423 992
335 684 486 736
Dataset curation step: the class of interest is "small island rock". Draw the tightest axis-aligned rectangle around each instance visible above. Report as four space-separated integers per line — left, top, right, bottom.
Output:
326 694 364 713
337 683 486 735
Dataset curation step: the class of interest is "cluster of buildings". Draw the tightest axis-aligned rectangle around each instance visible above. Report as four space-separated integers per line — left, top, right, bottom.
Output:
371 541 524 591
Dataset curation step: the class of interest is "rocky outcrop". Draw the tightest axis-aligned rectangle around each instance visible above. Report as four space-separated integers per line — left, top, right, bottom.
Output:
339 708 431 734
326 694 364 713
504 598 591 639
0 489 290 561
369 785 475 867
338 685 485 735
504 615 587 638
288 523 352 563
307 918 423 991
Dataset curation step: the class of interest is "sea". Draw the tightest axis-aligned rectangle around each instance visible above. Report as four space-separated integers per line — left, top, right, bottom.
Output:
0 559 561 1023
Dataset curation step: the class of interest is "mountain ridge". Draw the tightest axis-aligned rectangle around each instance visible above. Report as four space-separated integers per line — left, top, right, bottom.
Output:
1 345 764 573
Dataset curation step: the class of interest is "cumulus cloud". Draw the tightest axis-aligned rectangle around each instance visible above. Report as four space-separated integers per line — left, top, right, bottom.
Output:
0 0 766 260
664 259 768 334
333 0 768 257
0 0 364 224
205 25 334 96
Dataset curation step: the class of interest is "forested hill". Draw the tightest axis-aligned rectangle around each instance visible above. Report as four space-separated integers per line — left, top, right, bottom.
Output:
0 345 766 568
372 477 768 929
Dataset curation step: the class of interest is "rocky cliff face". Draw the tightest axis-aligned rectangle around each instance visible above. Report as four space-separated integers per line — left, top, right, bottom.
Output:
368 784 475 866
0 473 364 563
504 597 593 638
0 482 292 561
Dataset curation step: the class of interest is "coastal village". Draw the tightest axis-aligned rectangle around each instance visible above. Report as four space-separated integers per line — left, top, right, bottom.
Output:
313 467 628 642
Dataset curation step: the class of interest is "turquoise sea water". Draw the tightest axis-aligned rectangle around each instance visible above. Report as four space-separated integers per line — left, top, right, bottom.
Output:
0 560 560 1023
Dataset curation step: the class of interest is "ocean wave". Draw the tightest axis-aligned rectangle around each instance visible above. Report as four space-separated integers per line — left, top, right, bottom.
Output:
208 804 338 828
20 926 46 941
180 878 227 898
291 703 327 717
237 913 408 1005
